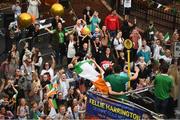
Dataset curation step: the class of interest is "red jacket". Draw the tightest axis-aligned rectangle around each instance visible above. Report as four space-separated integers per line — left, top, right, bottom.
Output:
104 15 120 31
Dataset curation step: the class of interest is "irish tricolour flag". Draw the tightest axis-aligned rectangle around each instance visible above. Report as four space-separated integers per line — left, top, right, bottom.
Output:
74 60 99 81
74 60 108 94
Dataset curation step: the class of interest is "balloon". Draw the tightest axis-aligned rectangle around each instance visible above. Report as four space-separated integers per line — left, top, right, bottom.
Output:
51 3 64 16
18 13 32 29
31 15 36 24
44 0 58 6
81 26 91 36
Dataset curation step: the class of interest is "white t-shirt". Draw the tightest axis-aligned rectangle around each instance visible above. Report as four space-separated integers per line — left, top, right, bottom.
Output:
153 45 162 60
113 37 124 51
67 41 76 58
60 81 68 99
159 55 172 64
58 78 75 99
40 68 54 81
74 25 83 36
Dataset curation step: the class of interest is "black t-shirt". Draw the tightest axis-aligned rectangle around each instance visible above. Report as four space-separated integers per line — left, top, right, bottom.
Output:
41 80 51 88
14 77 25 100
4 86 15 98
51 18 63 29
27 24 40 38
138 68 150 79
118 57 126 69
100 54 115 63
56 98 67 107
83 9 93 25
78 48 88 61
122 20 131 39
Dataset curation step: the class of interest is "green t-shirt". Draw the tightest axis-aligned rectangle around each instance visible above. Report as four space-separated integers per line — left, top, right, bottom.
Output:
154 74 173 100
51 29 68 47
105 74 129 100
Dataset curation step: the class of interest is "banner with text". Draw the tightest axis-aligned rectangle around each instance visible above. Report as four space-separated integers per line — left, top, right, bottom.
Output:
85 91 153 120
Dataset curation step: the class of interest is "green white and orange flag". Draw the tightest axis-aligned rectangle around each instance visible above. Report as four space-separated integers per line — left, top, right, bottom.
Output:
48 98 58 109
74 60 99 81
47 76 59 97
52 77 58 89
47 88 57 97
47 84 53 90
74 60 109 94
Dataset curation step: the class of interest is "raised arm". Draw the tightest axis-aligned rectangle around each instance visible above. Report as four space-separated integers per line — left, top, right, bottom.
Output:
91 59 104 76
37 0 41 4
130 66 140 80
51 55 56 70
11 82 18 94
45 28 54 34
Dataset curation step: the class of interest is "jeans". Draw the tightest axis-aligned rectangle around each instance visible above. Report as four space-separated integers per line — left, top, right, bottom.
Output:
108 30 117 38
166 97 177 118
54 48 60 64
155 97 170 115
54 43 66 65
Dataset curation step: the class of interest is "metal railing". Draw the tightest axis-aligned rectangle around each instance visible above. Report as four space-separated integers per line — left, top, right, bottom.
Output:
131 0 180 31
105 0 180 32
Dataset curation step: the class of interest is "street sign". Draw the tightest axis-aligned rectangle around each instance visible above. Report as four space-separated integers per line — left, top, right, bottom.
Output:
124 39 133 49
174 42 180 58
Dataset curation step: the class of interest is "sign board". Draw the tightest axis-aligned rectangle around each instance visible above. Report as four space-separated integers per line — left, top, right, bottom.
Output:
124 0 132 8
124 39 133 49
85 91 160 120
174 42 180 58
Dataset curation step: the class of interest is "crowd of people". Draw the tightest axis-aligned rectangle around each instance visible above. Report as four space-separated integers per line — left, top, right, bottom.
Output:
0 0 180 119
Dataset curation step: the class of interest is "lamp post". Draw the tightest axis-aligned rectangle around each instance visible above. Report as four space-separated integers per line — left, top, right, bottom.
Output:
124 39 133 88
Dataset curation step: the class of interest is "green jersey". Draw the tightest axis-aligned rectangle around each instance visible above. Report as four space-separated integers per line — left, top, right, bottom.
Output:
154 74 173 100
51 28 68 48
105 74 129 100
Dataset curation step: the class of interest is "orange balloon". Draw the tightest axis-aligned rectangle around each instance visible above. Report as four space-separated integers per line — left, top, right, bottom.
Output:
18 13 32 29
51 3 64 16
81 26 91 36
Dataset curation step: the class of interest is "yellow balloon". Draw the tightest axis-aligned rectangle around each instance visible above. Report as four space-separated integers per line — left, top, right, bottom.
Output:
81 26 91 36
51 3 64 16
18 13 32 29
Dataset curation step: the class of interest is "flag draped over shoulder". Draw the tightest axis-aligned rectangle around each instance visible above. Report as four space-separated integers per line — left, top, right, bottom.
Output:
74 60 109 94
